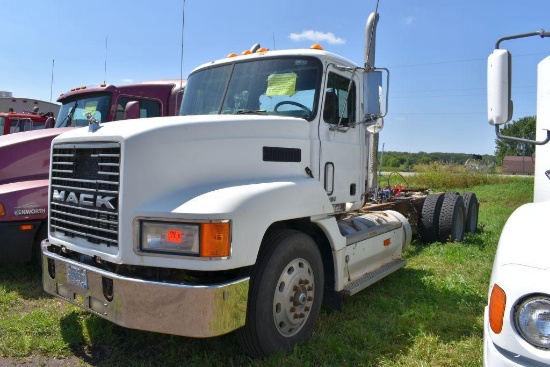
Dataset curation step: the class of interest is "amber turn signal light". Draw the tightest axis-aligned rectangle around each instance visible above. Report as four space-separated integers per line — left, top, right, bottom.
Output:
200 222 230 257
489 283 506 334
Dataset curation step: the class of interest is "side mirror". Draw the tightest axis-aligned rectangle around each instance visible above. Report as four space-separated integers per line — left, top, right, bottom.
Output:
488 49 513 125
44 117 55 128
123 101 140 120
362 69 388 126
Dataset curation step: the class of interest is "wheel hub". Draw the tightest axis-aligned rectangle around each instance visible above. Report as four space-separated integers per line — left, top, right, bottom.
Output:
272 258 314 337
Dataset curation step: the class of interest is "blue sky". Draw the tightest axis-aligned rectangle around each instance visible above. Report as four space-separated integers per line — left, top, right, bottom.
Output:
2 0 550 155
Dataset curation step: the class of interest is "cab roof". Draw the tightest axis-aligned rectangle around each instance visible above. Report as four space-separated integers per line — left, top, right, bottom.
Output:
190 47 361 75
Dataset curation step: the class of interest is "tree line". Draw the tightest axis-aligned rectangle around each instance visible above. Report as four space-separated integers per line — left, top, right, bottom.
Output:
379 116 536 170
379 151 496 169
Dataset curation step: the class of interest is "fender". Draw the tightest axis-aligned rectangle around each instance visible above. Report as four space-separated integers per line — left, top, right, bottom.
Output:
124 176 336 270
490 199 550 274
0 179 49 222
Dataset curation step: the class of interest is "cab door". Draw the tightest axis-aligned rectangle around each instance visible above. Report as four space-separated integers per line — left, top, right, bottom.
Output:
318 68 365 211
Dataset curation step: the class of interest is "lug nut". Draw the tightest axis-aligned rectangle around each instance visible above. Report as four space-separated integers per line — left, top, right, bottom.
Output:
307 296 313 301
307 286 313 291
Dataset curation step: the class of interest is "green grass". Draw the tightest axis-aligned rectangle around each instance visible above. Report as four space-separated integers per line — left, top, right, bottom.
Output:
0 176 534 366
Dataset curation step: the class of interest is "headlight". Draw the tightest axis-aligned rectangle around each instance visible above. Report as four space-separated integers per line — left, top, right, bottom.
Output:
140 221 200 255
139 220 231 257
515 295 550 349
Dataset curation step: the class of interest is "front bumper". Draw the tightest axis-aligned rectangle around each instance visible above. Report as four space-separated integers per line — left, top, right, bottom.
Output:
42 239 249 338
483 306 532 366
0 220 42 261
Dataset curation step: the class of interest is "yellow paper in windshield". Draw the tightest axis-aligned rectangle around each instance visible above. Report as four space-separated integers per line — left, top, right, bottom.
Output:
266 73 297 96
83 101 98 117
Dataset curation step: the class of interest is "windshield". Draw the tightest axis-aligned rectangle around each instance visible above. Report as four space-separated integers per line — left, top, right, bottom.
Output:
56 93 112 128
180 57 322 120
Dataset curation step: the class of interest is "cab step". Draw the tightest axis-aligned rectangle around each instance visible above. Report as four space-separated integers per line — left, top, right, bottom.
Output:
343 258 407 296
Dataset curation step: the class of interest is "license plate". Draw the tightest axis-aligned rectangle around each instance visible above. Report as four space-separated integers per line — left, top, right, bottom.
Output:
66 264 88 290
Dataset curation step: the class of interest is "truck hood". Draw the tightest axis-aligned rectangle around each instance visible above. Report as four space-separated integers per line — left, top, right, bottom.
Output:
52 113 318 215
493 200 550 271
50 114 335 265
52 114 309 142
0 127 75 185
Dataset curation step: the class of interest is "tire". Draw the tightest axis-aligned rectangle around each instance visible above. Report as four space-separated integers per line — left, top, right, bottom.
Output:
419 193 444 244
462 192 479 233
236 230 324 358
438 194 465 242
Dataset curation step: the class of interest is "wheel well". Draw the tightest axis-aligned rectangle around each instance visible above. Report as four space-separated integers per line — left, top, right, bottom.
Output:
260 218 338 310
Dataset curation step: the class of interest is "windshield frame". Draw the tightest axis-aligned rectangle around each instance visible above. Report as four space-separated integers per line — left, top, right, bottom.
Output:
56 93 112 128
180 56 323 121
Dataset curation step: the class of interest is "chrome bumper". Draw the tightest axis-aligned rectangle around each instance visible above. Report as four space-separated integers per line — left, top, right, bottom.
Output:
41 240 249 338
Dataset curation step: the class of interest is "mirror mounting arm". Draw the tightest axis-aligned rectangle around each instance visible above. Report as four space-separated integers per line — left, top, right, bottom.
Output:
495 125 550 146
496 29 550 49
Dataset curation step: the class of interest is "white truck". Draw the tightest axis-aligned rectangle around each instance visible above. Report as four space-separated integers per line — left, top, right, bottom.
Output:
41 12 476 357
485 30 550 365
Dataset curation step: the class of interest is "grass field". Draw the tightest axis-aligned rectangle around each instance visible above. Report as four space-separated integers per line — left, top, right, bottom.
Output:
0 175 534 366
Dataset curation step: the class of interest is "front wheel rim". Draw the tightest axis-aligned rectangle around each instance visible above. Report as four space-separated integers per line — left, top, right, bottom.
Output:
272 258 315 337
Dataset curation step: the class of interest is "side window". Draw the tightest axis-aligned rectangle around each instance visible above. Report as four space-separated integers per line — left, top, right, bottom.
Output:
32 121 45 131
10 118 21 133
139 99 161 118
324 72 356 126
115 97 161 120
0 117 5 136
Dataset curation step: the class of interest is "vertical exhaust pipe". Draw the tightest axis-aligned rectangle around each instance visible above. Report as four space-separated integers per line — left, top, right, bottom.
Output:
365 12 380 200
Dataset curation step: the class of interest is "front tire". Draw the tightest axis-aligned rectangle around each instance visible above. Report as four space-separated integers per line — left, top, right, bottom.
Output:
236 229 324 358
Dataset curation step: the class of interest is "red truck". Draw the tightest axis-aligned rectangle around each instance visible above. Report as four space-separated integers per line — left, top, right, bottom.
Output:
0 80 185 263
0 112 55 136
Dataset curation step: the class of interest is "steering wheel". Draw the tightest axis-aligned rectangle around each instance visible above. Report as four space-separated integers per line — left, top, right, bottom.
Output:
274 101 312 117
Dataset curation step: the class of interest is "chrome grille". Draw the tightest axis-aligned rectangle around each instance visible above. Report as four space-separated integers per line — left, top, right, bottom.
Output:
50 143 120 247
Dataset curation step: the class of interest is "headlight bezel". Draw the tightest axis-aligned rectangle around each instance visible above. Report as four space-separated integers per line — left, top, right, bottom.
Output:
135 218 231 258
514 294 550 349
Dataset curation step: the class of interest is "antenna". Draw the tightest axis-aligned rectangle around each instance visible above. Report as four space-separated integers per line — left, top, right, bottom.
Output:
272 32 276 50
50 59 55 104
104 36 108 84
180 0 186 91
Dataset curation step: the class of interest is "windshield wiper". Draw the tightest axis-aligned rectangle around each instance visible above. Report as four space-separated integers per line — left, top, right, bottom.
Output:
67 103 77 127
234 109 267 115
58 103 78 127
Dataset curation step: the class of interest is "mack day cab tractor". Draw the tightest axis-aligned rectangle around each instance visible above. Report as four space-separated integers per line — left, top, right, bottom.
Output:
0 80 184 263
41 13 477 357
484 30 550 366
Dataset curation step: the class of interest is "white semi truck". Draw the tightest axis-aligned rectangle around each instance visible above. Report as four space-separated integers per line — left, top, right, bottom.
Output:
41 12 476 357
485 30 550 365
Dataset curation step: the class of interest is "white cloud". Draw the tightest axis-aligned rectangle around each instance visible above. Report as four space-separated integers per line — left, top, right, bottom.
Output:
122 78 133 83
404 16 415 25
289 30 345 45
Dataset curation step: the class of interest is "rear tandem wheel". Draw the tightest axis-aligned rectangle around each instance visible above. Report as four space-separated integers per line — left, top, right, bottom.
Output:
437 193 466 242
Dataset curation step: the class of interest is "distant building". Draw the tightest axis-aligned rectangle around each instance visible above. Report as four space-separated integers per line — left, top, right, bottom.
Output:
502 156 535 175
